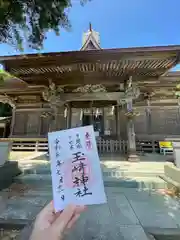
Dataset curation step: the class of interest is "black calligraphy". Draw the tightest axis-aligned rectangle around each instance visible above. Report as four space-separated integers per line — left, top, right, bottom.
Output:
72 151 92 197
75 133 82 149
55 138 61 151
72 151 85 163
56 160 64 167
68 136 74 150
54 137 65 202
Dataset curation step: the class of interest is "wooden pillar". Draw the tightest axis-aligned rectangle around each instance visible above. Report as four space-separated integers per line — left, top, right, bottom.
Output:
59 105 66 130
38 113 42 136
90 103 93 126
146 99 151 134
126 100 139 161
67 104 72 129
3 124 6 138
116 106 121 139
10 107 16 137
51 105 57 131
102 108 105 135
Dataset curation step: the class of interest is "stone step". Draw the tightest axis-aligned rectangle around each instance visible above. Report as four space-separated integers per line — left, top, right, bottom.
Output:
14 174 166 190
17 160 166 170
20 167 163 178
145 227 180 240
16 159 167 180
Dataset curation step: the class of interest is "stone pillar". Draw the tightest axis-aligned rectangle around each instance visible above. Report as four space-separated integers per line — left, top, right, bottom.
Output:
126 101 140 161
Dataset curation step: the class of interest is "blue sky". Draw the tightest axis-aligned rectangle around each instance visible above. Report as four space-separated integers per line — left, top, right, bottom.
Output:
0 0 180 57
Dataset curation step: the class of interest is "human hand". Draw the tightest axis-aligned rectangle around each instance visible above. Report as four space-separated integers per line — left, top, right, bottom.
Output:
30 201 86 240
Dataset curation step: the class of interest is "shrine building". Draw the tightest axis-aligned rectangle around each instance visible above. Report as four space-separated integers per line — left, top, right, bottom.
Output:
1 24 180 160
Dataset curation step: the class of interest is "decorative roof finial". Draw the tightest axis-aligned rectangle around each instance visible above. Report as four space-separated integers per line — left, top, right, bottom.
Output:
89 22 92 32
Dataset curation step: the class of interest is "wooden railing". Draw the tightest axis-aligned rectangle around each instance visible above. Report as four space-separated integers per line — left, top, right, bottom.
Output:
0 137 160 153
97 139 127 153
0 138 48 152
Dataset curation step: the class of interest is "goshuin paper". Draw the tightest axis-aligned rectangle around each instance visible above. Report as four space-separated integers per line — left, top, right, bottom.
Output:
48 125 107 211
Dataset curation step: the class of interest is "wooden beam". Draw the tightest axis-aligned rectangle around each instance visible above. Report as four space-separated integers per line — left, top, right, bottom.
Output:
0 85 45 94
70 101 116 108
139 79 180 86
135 101 179 107
60 92 124 101
18 75 160 86
4 53 177 77
11 67 170 78
21 76 126 86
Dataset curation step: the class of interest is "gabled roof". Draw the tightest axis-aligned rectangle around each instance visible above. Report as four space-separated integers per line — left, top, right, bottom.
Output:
81 32 101 50
81 24 101 50
1 45 180 87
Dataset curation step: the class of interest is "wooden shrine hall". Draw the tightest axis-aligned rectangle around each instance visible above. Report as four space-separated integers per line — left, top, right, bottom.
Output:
1 25 180 160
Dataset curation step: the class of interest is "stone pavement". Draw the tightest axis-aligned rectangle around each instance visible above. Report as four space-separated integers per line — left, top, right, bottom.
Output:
0 186 180 239
0 151 179 239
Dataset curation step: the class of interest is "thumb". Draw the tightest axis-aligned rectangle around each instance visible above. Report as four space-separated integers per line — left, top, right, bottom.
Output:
52 205 76 235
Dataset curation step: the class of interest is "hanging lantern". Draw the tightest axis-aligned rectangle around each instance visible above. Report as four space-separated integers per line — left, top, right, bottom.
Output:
80 109 83 120
64 107 67 118
111 106 115 115
95 108 99 118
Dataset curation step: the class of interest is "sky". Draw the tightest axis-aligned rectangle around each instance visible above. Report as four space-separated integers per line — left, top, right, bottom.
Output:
0 0 180 70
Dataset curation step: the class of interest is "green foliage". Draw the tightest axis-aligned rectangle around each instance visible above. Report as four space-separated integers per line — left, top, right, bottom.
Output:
0 0 90 51
0 102 12 117
0 69 13 82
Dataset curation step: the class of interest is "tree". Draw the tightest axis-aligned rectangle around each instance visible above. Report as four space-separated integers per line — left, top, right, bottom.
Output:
0 102 12 117
0 69 28 88
0 0 90 51
0 69 14 81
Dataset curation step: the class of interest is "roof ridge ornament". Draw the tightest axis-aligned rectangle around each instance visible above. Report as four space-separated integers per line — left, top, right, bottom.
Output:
81 24 101 50
89 22 92 32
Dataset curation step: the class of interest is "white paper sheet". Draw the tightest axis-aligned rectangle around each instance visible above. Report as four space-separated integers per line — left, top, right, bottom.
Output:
48 125 107 211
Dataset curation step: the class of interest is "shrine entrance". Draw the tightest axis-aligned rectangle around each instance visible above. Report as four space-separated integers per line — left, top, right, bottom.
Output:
93 115 104 135
81 108 104 135
82 114 91 126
